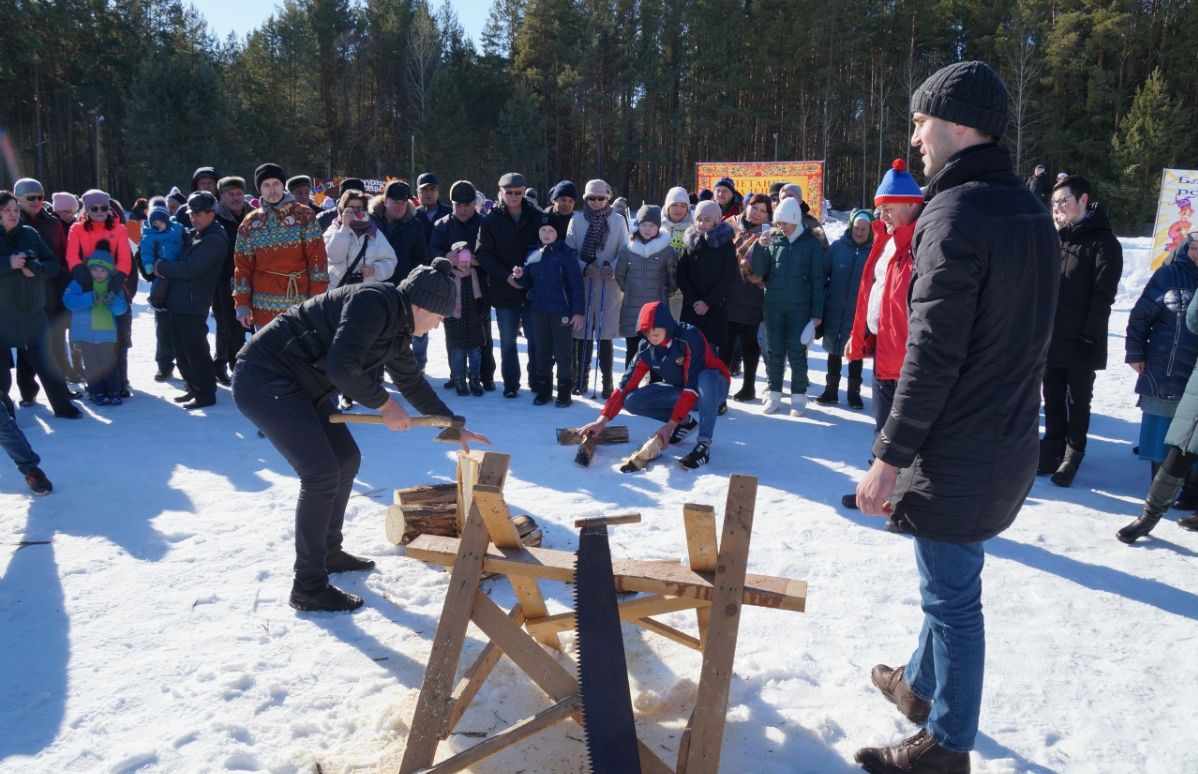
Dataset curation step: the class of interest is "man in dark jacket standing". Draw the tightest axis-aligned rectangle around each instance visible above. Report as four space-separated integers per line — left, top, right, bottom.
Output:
374 180 431 369
854 61 1058 774
414 172 452 249
174 166 220 229
475 172 542 398
154 192 227 410
213 177 251 385
1026 163 1051 209
1039 175 1123 487
232 259 488 612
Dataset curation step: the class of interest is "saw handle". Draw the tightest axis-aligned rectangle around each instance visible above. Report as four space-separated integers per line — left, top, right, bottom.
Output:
329 414 463 427
574 513 641 529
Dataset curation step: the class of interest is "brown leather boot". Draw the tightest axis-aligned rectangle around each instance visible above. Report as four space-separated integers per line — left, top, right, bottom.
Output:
854 728 970 773
871 664 931 723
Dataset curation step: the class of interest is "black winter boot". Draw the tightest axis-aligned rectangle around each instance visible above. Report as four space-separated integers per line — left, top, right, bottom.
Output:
469 378 484 396
847 375 863 410
555 383 572 408
1038 439 1064 475
1117 468 1184 544
599 340 614 398
814 384 839 405
1175 465 1198 509
1050 448 1083 487
1178 513 1198 531
289 580 363 612
454 377 469 396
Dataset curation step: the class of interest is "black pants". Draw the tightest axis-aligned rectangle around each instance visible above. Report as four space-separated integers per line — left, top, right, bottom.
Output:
233 360 360 589
154 310 175 371
116 312 132 391
170 312 216 401
8 348 38 403
825 354 864 389
530 312 574 396
721 321 761 389
212 278 245 366
47 306 76 379
1042 366 1096 454
575 338 613 391
873 377 897 436
1 319 75 414
78 341 119 397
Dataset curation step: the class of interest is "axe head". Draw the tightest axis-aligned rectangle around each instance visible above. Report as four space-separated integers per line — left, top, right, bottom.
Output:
432 415 466 443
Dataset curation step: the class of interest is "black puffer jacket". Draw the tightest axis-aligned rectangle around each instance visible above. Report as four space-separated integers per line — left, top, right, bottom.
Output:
875 143 1059 543
0 224 58 333
372 202 430 285
431 211 488 303
155 222 227 316
239 282 454 413
1125 258 1198 401
1047 203 1123 370
475 198 542 308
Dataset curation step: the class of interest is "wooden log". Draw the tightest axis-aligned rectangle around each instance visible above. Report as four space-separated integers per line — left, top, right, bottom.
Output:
556 425 630 445
573 434 600 467
621 434 665 472
386 503 459 546
405 535 807 613
393 482 458 506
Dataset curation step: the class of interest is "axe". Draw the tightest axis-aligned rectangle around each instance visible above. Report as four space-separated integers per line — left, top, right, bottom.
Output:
328 413 465 443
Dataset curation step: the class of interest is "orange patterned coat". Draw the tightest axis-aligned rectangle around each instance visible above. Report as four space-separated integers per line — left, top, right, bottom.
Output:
233 199 329 327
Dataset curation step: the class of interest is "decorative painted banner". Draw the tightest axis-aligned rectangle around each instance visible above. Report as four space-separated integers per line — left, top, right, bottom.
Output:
1152 168 1198 269
313 177 399 206
695 161 825 221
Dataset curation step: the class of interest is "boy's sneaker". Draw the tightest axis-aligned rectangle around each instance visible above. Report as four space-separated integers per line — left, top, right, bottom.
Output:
289 581 363 612
24 467 53 495
669 415 699 445
107 393 123 406
678 441 710 470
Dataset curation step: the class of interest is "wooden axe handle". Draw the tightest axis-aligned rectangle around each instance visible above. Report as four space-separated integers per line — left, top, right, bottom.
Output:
329 414 461 428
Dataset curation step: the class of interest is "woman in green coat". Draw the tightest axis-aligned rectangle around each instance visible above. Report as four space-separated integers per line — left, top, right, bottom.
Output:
750 196 823 417
1119 283 1198 542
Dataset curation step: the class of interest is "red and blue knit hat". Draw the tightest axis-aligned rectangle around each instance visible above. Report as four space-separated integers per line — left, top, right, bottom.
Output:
874 159 924 205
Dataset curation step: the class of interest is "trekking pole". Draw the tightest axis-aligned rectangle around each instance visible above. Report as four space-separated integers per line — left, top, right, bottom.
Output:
590 270 606 399
578 271 592 394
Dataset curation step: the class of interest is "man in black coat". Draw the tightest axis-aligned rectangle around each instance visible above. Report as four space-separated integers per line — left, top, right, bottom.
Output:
414 172 452 249
854 61 1059 774
1025 163 1052 209
231 259 488 612
374 180 431 369
212 176 252 385
154 192 227 410
475 172 543 398
1039 175 1123 486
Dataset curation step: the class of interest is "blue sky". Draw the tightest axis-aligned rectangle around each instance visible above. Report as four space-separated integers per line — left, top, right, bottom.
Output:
194 0 492 46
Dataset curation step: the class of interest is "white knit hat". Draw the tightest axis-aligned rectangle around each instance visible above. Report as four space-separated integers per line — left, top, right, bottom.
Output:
774 197 803 226
663 186 689 207
583 179 612 199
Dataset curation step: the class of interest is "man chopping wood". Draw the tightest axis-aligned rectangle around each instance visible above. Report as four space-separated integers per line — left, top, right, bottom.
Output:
233 258 489 612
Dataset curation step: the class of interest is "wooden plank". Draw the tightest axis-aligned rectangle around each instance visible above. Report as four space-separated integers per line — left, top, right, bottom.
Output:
629 617 702 651
556 425 630 445
400 503 494 773
681 474 759 774
424 696 579 774
443 605 527 739
406 535 807 613
394 482 458 506
525 594 709 637
469 590 578 701
456 451 509 532
683 503 718 648
637 739 675 774
473 485 560 651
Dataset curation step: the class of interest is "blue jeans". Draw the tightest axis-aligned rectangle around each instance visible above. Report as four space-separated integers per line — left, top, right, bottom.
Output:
450 346 481 379
494 304 537 392
904 537 985 752
622 370 729 443
0 406 40 474
411 334 429 371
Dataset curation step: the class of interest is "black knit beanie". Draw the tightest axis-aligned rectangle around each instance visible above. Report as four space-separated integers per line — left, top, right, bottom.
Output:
911 61 1008 139
401 257 457 317
254 163 286 192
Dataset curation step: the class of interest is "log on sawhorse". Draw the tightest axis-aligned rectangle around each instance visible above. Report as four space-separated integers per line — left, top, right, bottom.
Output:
395 464 807 773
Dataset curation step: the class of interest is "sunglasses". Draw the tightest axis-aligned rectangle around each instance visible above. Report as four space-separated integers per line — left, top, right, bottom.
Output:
24 195 44 202
585 196 608 202
503 190 524 197
88 205 110 213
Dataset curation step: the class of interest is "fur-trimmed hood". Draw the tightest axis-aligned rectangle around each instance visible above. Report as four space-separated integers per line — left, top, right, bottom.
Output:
683 221 735 251
625 230 673 258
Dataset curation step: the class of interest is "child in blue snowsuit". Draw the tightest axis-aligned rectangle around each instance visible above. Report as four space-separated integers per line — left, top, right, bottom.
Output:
63 247 129 405
512 221 585 406
140 204 184 377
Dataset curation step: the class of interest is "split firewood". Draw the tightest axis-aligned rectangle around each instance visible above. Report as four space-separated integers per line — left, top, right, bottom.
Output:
556 426 629 445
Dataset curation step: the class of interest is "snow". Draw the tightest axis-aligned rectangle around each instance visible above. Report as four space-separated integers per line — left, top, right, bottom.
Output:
1 228 1195 774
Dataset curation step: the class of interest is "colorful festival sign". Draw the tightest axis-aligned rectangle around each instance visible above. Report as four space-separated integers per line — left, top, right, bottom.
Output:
695 161 825 221
313 177 398 206
1152 168 1198 269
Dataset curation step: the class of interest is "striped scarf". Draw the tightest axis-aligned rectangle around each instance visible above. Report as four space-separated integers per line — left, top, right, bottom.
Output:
580 206 611 263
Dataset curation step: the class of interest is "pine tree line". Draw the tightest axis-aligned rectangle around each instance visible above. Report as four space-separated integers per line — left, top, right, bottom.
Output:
0 0 1194 230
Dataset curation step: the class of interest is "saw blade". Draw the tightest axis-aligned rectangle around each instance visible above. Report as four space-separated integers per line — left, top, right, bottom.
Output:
574 523 642 774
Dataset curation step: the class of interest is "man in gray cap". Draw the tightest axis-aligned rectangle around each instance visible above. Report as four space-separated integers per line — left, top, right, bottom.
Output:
232 258 488 613
853 60 1058 773
1026 162 1051 209
414 172 451 249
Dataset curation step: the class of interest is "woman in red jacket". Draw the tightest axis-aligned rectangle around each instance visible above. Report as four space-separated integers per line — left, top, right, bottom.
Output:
843 159 924 509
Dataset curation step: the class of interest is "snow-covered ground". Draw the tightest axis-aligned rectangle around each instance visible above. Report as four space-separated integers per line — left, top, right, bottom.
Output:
1 227 1194 774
